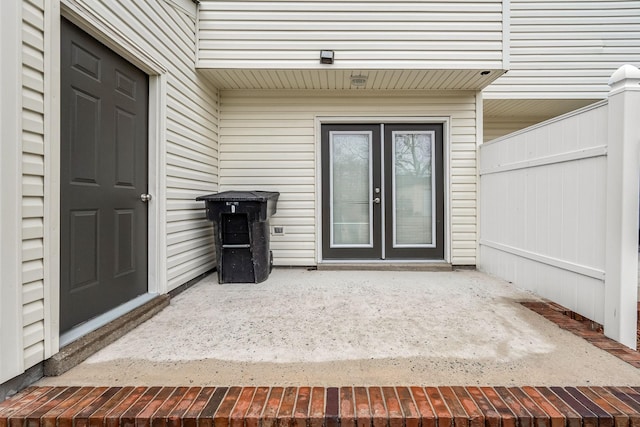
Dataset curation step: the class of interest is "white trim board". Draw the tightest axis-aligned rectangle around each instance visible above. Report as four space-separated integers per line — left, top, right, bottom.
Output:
44 0 61 359
502 0 510 70
0 0 25 383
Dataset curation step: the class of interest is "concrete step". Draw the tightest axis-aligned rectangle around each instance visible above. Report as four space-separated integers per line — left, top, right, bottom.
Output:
317 262 453 271
44 295 170 377
2 386 640 425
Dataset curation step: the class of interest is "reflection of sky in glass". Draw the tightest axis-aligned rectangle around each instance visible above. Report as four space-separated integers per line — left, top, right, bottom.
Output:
395 133 432 177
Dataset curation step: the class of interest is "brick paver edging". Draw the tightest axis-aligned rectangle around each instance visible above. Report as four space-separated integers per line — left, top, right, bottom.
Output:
521 301 640 368
3 386 640 427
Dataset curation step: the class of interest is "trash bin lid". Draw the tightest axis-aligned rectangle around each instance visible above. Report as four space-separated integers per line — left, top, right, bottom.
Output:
196 190 280 202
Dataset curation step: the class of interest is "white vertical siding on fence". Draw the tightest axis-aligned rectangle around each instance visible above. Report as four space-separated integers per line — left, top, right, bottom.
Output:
484 0 640 99
21 0 46 371
220 90 478 266
68 0 220 292
198 1 505 70
479 102 608 323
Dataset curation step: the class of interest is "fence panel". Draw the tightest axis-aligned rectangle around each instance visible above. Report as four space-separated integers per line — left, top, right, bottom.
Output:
479 102 609 324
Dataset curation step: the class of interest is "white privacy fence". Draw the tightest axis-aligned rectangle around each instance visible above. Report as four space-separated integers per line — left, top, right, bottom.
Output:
478 65 640 349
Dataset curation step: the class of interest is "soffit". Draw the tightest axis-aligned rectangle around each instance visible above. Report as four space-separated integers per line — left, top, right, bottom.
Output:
483 98 600 120
199 68 504 90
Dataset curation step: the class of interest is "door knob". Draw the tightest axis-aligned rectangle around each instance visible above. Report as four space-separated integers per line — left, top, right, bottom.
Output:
373 197 381 204
140 193 152 202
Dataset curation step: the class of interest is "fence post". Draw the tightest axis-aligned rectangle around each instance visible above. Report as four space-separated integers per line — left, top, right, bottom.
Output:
604 64 640 349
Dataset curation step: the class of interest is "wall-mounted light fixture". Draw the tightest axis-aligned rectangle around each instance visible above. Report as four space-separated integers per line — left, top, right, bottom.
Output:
320 50 335 64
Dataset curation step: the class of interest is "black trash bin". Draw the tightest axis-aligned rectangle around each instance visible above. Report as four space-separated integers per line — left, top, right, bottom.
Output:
196 190 279 283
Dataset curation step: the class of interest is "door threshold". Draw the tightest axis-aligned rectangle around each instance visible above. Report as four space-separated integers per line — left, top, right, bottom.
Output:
317 262 452 271
59 293 158 348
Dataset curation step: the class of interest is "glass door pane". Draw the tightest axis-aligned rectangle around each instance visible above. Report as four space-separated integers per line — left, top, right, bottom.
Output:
330 131 373 247
392 130 435 247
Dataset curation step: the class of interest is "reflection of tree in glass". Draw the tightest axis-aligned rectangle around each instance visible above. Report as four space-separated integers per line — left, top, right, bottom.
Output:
395 134 432 177
335 138 369 164
394 133 433 238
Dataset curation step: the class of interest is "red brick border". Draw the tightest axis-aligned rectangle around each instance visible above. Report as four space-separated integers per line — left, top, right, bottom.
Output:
521 301 640 368
4 386 640 427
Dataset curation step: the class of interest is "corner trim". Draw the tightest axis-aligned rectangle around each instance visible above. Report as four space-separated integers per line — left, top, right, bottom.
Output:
0 0 25 383
502 0 510 70
44 0 62 361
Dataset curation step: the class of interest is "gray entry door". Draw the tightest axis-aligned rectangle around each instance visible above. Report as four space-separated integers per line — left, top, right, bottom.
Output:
60 18 149 333
321 123 444 261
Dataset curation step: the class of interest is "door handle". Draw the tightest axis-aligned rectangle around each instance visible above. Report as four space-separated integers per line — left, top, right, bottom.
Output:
140 193 152 203
373 197 381 204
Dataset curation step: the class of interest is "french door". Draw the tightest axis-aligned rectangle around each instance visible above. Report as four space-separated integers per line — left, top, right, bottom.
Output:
321 123 444 260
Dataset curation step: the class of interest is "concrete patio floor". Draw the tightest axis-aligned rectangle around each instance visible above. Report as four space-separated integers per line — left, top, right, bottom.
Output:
39 268 640 386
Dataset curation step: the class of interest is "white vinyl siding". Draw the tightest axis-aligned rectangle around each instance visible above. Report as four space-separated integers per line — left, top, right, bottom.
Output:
22 0 46 371
64 0 220 292
197 1 505 70
484 0 640 99
3 0 220 383
219 91 478 266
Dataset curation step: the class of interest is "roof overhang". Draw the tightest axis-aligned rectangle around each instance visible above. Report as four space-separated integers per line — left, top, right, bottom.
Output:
199 68 506 91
